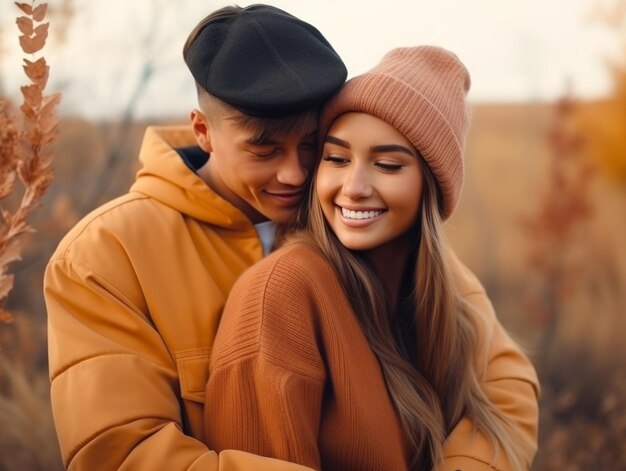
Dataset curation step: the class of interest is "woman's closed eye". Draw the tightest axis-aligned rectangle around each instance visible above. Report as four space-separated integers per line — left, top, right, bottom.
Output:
375 161 404 172
322 154 350 166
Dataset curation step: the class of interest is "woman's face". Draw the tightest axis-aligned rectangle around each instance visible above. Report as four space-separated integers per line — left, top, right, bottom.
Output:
316 112 424 252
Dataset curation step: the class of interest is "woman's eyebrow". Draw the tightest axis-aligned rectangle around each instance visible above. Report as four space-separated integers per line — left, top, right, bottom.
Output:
325 135 351 149
370 144 415 157
325 137 416 157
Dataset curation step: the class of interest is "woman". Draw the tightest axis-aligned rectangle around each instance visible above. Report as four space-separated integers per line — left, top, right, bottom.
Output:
204 46 539 471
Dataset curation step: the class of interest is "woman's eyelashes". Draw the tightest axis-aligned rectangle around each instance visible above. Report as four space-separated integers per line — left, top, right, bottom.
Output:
375 161 404 172
322 154 404 172
322 154 349 165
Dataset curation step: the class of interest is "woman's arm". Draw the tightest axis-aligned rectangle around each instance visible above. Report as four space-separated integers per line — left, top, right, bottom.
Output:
204 254 326 471
206 356 324 469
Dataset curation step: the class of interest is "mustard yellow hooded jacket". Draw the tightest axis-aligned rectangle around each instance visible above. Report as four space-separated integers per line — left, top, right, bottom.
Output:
45 126 313 471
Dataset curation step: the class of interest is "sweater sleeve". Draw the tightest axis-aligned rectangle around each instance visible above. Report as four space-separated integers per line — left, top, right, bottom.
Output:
436 294 540 471
45 256 315 471
205 256 326 471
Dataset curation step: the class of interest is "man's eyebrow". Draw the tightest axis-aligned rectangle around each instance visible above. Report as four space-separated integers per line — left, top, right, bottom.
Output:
325 135 351 148
245 130 318 147
245 136 278 146
370 144 416 157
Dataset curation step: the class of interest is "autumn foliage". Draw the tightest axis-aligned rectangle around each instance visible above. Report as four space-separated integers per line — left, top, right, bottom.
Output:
583 0 626 184
0 1 60 324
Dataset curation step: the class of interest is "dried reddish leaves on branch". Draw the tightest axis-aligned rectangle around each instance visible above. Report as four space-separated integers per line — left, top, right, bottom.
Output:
520 96 595 336
0 2 60 323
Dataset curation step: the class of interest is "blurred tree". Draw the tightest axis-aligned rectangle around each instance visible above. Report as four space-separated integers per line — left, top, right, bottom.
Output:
582 0 626 184
47 0 75 44
79 0 180 212
521 94 594 360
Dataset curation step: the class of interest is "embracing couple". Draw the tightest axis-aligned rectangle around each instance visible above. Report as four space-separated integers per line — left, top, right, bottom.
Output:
44 4 539 471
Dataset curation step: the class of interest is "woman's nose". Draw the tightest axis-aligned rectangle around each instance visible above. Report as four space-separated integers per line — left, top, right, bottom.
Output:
341 165 372 199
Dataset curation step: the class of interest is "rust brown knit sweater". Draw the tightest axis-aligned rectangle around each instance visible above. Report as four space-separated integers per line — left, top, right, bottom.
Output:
204 244 539 471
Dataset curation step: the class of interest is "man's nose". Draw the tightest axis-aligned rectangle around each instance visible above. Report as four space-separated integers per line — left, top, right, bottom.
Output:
276 148 309 186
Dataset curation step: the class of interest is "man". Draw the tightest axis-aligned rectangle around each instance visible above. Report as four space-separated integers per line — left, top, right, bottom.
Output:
44 5 346 470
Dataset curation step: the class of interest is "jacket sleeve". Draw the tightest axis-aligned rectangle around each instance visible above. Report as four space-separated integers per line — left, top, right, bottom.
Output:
45 256 315 471
204 261 326 471
436 293 540 471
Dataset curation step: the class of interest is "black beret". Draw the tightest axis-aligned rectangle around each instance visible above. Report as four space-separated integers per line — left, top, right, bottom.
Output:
185 4 347 118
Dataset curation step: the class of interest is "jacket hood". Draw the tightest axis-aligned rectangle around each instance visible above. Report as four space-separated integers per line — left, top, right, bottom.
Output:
130 126 253 230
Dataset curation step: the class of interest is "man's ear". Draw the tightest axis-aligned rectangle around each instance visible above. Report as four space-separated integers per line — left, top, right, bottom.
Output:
190 109 212 153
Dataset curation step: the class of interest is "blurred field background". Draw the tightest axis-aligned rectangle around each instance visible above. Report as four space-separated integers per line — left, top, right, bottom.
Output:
1 1 626 470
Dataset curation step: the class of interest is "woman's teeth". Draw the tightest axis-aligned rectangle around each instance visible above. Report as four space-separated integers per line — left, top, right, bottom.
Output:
341 208 383 220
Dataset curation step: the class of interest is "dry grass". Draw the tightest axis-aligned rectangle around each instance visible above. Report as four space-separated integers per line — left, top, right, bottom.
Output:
0 358 62 471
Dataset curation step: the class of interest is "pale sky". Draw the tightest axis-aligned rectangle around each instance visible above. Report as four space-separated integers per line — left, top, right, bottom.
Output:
0 0 619 119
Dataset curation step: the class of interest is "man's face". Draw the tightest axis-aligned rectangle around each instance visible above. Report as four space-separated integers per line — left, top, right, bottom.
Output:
192 110 318 224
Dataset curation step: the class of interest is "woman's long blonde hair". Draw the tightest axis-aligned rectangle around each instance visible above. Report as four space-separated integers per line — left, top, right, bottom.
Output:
282 159 526 470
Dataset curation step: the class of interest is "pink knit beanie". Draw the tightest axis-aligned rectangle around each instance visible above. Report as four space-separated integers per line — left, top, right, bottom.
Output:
320 46 471 220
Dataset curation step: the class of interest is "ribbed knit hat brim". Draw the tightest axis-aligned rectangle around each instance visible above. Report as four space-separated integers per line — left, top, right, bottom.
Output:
320 46 471 219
